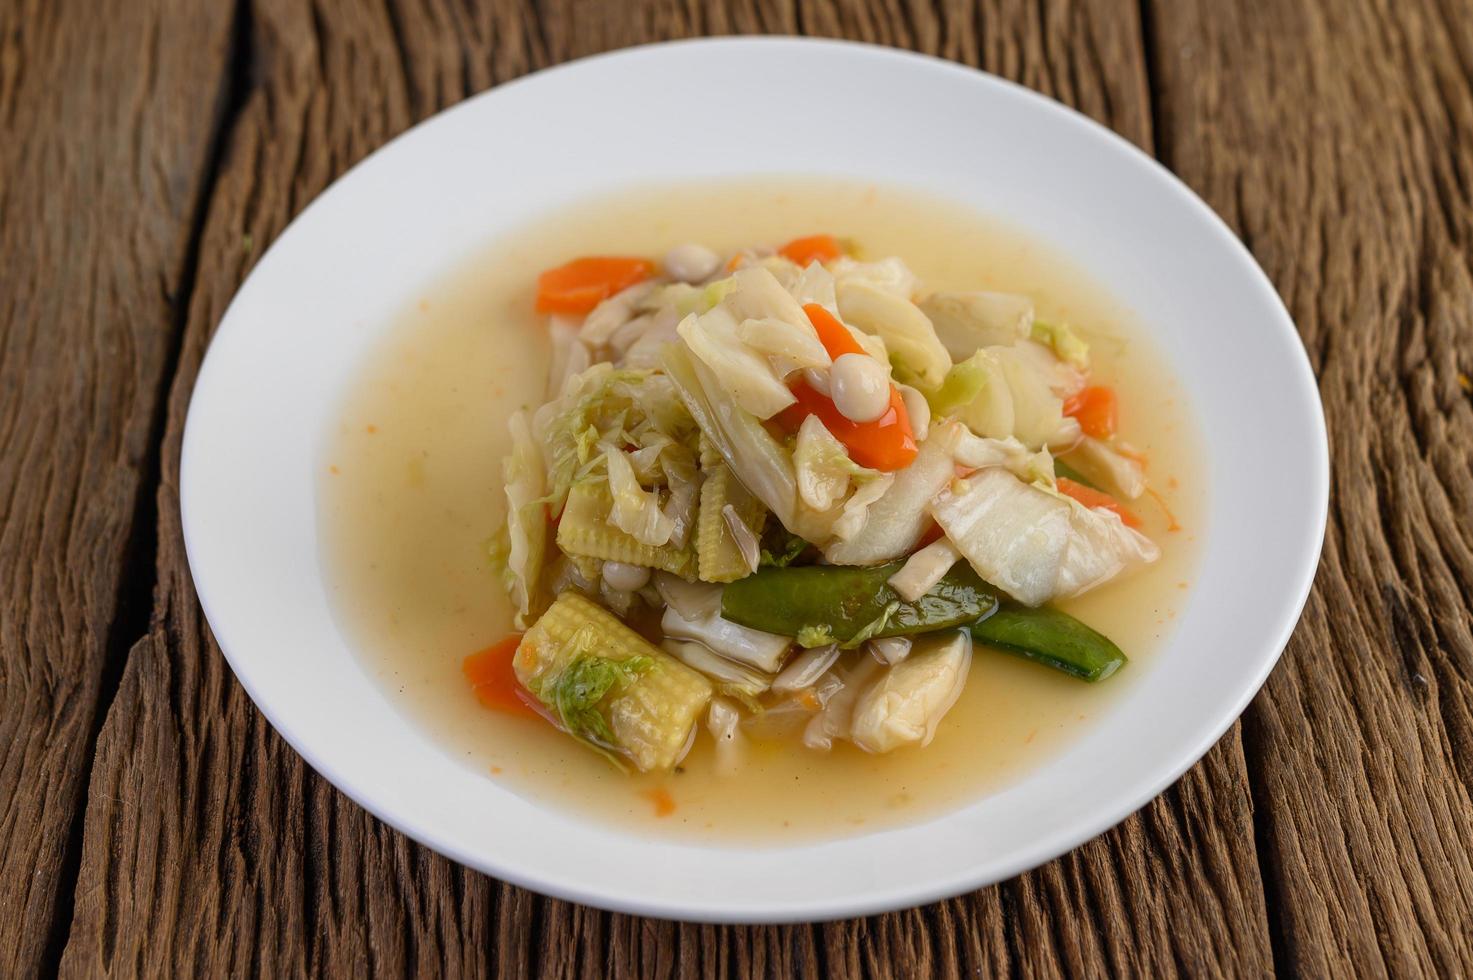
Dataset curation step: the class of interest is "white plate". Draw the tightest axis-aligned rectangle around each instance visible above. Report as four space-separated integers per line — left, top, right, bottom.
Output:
182 38 1327 922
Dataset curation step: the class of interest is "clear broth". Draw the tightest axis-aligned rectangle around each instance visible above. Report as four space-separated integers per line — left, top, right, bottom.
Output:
318 180 1205 843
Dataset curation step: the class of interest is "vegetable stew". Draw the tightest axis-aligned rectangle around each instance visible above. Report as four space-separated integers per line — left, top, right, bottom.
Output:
320 181 1203 840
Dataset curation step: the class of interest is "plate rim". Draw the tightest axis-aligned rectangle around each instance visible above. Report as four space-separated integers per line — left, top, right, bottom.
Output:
181 35 1330 923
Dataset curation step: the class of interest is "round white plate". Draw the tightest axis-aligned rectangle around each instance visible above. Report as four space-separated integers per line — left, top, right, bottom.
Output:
182 38 1327 922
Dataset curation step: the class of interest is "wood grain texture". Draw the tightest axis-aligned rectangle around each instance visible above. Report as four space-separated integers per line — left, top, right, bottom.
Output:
2 0 1464 974
50 2 1274 977
0 1 237 976
1150 0 1473 974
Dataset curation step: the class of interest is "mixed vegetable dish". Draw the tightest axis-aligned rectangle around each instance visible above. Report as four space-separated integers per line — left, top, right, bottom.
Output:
469 233 1166 774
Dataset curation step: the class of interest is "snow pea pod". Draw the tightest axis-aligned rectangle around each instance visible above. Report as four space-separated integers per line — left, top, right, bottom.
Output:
719 561 996 647
969 604 1126 681
723 561 1127 680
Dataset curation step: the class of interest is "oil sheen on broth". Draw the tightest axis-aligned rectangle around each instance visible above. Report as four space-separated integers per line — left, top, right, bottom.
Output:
319 180 1205 842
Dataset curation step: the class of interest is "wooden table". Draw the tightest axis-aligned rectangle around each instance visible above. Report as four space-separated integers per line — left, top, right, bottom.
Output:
4 0 1472 975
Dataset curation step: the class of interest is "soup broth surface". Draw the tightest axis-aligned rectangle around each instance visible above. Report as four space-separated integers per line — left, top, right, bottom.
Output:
319 180 1205 843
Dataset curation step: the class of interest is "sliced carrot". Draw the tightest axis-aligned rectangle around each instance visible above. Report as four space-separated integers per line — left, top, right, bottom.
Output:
535 256 655 315
779 234 843 267
1057 477 1142 528
803 303 866 359
463 635 538 718
778 379 917 471
1062 385 1118 440
785 305 916 470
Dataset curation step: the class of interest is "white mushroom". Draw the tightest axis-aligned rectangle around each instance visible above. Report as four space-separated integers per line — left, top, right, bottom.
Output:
663 243 721 283
829 352 891 423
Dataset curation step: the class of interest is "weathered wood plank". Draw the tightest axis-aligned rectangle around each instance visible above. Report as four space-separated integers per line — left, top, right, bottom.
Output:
57 1 1271 976
1149 0 1473 974
0 1 237 975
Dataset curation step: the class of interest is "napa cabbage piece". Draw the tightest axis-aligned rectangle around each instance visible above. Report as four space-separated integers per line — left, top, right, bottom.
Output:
848 631 972 753
745 255 803 293
545 315 591 399
737 316 831 376
1012 337 1087 399
951 429 1054 484
927 349 1012 439
502 410 548 628
926 346 1067 450
803 655 882 751
664 344 836 543
991 346 1067 449
830 256 919 298
536 364 697 516
677 305 795 419
581 281 656 346
930 467 1159 606
822 421 967 564
647 278 737 317
1030 319 1090 369
836 279 952 388
657 446 700 548
887 538 962 602
919 291 1033 360
515 593 712 772
1054 493 1161 596
831 473 895 542
1066 435 1147 499
603 447 677 547
794 415 879 511
790 260 838 310
725 265 812 330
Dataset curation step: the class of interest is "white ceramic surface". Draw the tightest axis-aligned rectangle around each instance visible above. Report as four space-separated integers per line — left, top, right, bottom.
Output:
181 38 1328 922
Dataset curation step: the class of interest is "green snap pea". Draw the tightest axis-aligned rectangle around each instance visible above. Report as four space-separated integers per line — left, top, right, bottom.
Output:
969 604 1127 681
720 561 996 647
722 561 1127 681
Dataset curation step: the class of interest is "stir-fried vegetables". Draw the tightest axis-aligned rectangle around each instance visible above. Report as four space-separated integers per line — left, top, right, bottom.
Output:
479 234 1175 773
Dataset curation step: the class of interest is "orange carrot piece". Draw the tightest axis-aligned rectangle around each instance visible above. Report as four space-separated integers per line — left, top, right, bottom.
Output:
779 234 843 267
463 635 538 718
1057 477 1142 528
535 256 654 315
777 379 917 471
784 304 916 470
803 303 866 359
1062 385 1119 440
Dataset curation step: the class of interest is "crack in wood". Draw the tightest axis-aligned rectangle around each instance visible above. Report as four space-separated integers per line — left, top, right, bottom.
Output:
36 1 258 971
